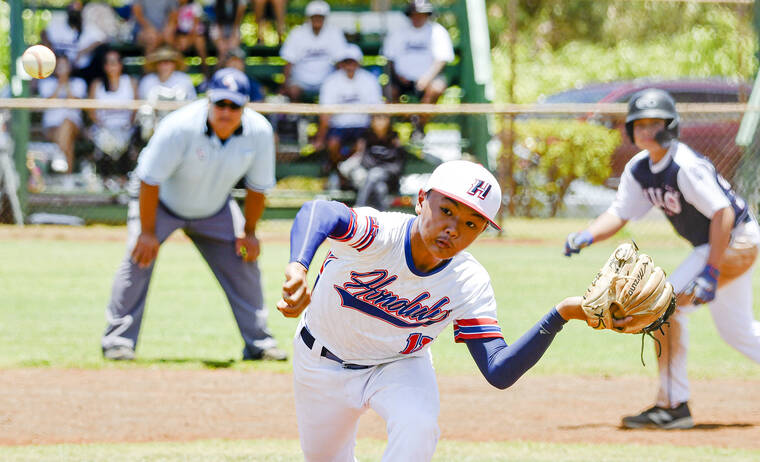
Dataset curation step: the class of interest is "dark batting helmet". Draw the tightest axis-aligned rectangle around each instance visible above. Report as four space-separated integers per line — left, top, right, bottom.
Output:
625 88 680 147
406 0 435 16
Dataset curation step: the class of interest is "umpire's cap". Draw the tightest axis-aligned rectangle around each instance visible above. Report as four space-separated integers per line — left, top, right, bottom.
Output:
207 68 250 106
625 88 680 144
406 0 435 15
424 160 502 230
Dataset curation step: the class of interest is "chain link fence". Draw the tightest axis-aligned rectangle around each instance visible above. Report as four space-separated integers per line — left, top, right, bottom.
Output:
0 98 758 227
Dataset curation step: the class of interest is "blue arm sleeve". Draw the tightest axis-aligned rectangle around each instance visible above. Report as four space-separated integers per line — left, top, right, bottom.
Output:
290 200 353 269
465 308 567 390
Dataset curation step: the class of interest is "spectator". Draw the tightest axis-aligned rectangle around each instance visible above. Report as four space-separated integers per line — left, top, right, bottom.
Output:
314 44 383 190
174 0 209 77
37 54 88 174
219 47 265 102
252 0 286 44
138 46 196 102
210 0 247 66
279 0 347 102
87 49 138 181
41 1 82 66
341 114 407 210
101 67 287 363
42 0 112 85
136 46 197 144
382 0 454 137
133 0 179 54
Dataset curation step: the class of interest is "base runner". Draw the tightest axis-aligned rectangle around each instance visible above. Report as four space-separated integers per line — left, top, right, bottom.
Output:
565 88 760 429
276 160 629 461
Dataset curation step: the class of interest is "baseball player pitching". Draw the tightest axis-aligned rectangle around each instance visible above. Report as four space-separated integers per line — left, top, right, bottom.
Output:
276 160 630 461
565 88 760 429
101 68 286 362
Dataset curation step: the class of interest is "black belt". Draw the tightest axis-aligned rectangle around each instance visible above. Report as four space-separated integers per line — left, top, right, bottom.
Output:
300 326 372 370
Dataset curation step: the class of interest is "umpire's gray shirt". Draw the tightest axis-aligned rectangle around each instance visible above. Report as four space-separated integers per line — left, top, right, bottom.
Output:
135 99 276 219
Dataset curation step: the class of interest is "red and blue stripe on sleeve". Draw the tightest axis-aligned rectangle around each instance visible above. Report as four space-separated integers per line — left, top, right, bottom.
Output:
453 318 503 342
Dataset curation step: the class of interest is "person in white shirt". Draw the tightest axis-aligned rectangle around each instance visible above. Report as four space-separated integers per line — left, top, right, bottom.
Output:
279 0 348 102
37 54 88 173
382 0 453 104
138 46 197 102
382 0 454 136
314 44 383 190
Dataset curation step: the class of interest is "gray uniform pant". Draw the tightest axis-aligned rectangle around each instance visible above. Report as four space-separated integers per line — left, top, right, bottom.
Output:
101 199 276 356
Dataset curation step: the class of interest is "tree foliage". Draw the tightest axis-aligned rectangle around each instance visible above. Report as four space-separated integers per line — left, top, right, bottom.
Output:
507 119 621 217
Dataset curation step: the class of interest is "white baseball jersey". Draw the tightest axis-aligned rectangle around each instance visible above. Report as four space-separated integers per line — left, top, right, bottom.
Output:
608 142 748 246
280 24 348 89
319 68 383 128
304 208 502 365
381 20 454 82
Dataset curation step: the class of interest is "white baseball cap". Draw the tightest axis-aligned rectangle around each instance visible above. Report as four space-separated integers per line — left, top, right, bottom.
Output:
424 160 502 230
305 0 330 17
336 44 363 63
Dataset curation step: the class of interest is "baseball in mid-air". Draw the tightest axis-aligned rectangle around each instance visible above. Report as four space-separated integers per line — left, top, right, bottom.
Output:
21 45 56 79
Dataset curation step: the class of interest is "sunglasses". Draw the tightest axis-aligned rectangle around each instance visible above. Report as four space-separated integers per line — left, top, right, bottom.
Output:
214 100 242 110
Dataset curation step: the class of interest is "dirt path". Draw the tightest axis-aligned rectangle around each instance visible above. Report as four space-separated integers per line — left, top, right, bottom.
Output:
1 368 758 448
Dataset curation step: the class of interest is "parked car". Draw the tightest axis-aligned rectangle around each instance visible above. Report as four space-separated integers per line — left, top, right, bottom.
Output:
537 78 752 181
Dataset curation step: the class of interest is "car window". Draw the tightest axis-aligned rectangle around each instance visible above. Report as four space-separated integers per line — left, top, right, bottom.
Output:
614 89 739 104
543 88 613 103
669 91 739 103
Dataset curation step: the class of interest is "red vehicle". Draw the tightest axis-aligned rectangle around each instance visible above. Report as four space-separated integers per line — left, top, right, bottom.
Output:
540 78 752 181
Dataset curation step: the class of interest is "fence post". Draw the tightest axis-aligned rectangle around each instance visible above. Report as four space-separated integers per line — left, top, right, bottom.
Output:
9 0 29 218
455 0 493 167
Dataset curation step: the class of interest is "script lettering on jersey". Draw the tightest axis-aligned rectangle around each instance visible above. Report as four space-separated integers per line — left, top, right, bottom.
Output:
334 270 451 328
644 186 682 216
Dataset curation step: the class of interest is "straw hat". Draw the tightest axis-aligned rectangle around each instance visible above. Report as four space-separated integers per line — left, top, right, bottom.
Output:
144 46 186 72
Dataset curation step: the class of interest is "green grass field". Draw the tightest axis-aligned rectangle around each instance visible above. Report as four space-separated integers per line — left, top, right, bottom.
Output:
1 218 759 460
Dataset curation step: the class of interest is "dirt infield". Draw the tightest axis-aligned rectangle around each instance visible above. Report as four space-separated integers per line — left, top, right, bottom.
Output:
1 368 758 448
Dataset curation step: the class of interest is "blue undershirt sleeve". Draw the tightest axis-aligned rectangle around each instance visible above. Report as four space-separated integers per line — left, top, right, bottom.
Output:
465 307 567 390
290 200 353 269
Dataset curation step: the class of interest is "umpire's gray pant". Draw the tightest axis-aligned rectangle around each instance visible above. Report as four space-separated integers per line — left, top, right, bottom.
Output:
101 199 277 356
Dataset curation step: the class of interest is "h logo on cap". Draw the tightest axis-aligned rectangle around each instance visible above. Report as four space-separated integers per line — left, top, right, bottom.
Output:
468 180 492 200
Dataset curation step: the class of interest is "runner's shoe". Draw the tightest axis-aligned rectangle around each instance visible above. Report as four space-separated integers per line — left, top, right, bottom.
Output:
621 402 694 429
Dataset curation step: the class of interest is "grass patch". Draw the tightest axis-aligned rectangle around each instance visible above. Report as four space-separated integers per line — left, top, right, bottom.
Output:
1 218 759 378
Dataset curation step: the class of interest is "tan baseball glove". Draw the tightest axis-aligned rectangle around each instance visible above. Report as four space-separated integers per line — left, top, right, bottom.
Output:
581 242 676 335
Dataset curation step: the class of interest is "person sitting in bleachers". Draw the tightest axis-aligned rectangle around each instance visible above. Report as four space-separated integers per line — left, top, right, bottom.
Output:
279 0 347 103
314 44 383 191
340 114 407 210
41 1 82 70
138 46 196 102
42 0 114 85
252 0 287 45
382 0 453 138
174 0 209 77
210 0 247 66
218 47 265 102
136 46 197 144
37 54 88 174
87 49 138 182
133 0 179 54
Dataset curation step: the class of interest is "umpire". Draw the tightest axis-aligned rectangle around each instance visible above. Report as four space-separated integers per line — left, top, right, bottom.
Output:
101 68 287 362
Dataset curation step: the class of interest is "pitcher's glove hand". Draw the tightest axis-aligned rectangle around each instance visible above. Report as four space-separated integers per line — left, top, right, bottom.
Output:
581 242 676 334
